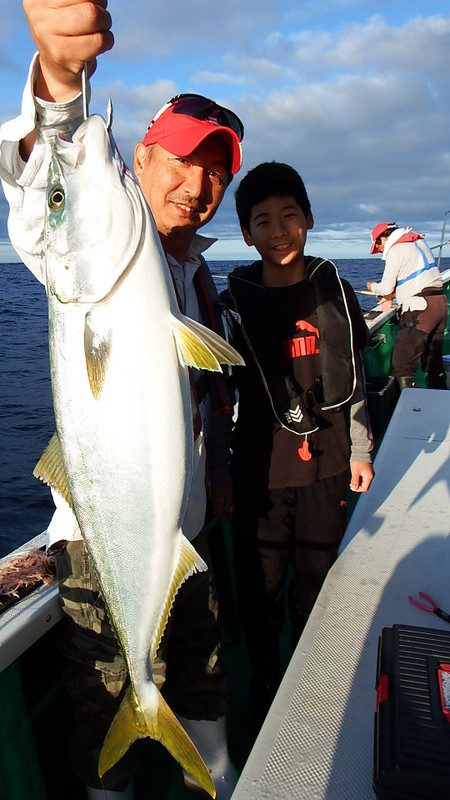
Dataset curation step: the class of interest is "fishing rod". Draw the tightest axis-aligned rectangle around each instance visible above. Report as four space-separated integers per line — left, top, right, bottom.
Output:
430 239 450 251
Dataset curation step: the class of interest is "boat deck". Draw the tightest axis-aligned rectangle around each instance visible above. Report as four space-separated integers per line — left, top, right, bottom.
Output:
232 388 450 799
1 388 449 799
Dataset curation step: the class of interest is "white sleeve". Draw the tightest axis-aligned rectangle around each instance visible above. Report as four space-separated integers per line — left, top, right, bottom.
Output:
0 54 86 284
370 251 400 297
46 489 82 547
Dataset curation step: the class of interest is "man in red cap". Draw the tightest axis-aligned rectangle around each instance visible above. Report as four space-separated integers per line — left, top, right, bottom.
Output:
368 222 447 390
0 2 244 798
134 94 242 265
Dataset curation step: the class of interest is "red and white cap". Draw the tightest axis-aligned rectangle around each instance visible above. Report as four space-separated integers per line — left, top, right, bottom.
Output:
142 105 242 175
370 222 391 254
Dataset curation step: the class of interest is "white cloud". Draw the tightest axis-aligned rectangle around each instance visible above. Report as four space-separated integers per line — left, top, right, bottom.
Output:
216 14 450 235
89 78 178 165
109 0 278 58
357 203 380 215
191 71 246 87
0 4 449 258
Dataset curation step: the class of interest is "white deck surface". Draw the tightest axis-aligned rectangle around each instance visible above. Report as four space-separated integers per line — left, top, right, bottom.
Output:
232 389 450 800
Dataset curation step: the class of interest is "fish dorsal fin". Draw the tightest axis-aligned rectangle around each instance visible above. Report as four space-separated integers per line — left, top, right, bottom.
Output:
151 535 207 661
171 313 244 371
33 432 73 508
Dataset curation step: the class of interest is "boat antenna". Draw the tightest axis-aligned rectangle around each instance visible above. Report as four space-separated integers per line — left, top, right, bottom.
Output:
437 211 450 268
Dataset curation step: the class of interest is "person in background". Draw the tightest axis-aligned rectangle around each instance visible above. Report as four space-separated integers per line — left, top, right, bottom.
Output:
221 161 374 723
0 1 244 798
368 222 448 391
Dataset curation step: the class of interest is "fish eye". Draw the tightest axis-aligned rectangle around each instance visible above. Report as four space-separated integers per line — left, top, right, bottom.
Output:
48 186 65 211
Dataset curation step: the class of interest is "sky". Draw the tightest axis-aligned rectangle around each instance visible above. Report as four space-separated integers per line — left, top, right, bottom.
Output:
0 1 450 261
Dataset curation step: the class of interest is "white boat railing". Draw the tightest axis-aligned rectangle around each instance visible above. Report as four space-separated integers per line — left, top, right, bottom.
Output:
0 532 62 674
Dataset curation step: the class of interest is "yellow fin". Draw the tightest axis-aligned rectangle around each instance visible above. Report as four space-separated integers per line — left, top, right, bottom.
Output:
98 685 216 798
152 535 207 660
33 432 72 507
172 314 244 371
84 314 112 398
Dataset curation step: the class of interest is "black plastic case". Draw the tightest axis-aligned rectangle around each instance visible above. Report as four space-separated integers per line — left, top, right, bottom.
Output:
374 624 450 799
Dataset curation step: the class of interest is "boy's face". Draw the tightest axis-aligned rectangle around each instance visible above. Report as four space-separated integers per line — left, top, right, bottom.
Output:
242 195 314 284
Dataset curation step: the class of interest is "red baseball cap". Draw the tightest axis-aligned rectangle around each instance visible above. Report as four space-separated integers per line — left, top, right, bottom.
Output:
142 103 243 175
370 222 390 254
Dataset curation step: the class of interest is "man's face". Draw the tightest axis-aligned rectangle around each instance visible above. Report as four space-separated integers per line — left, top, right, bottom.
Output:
378 235 388 253
134 135 229 242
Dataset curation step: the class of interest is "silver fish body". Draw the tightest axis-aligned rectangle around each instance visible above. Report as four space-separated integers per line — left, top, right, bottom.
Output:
38 113 243 796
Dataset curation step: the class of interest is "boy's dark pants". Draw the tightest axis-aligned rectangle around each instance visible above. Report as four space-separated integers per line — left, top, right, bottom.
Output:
53 529 227 791
232 474 348 708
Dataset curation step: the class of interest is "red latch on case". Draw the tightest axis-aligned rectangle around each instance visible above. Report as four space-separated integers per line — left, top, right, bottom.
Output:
376 673 389 707
437 663 450 722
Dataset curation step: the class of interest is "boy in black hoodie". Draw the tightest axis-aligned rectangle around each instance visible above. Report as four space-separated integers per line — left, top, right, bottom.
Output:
221 161 374 722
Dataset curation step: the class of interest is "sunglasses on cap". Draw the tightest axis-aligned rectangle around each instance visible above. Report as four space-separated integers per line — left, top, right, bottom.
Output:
148 93 244 142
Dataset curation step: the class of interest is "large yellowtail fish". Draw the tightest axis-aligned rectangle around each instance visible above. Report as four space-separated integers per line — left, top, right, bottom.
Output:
35 109 243 797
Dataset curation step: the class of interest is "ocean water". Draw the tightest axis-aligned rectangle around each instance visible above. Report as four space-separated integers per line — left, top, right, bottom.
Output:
1 256 449 557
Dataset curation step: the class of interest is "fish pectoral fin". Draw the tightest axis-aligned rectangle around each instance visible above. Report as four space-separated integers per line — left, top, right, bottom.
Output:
98 686 216 798
172 315 220 371
171 314 244 371
152 535 207 659
33 432 73 508
84 312 112 399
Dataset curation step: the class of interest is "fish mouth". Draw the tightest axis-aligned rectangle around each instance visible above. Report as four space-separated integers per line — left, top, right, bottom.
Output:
47 268 102 305
49 286 96 304
52 292 72 304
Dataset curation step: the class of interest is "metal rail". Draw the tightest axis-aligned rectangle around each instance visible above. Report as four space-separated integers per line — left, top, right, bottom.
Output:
436 210 450 267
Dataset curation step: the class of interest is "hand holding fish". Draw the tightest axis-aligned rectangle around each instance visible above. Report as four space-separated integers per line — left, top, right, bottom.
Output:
23 0 114 102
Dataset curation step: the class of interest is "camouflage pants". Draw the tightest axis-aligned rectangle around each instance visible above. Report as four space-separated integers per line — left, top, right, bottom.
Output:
53 529 227 790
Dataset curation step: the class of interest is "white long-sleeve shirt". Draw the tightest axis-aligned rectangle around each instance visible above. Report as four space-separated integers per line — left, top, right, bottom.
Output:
370 228 442 312
0 55 217 545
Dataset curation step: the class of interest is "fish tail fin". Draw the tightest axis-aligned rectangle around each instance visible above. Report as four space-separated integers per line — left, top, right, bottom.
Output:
98 685 216 798
171 313 244 371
